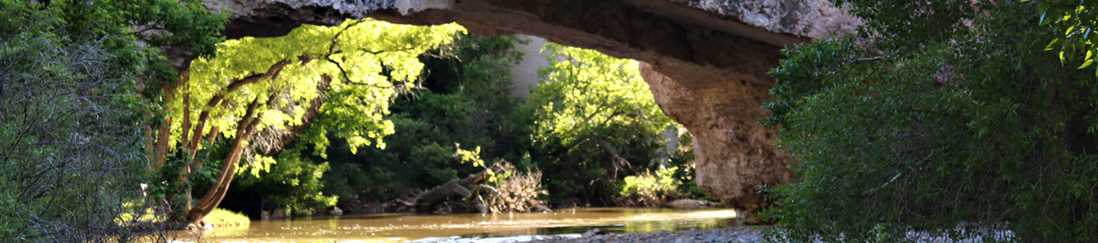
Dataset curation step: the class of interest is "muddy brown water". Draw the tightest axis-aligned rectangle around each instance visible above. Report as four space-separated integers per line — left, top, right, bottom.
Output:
182 207 740 242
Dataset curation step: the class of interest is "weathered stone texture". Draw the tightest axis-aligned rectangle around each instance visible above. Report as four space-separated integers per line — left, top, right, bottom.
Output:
206 0 391 39
668 0 861 39
639 62 790 223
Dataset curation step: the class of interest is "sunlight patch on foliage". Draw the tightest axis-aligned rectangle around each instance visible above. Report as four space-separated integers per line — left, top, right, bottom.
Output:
170 18 465 167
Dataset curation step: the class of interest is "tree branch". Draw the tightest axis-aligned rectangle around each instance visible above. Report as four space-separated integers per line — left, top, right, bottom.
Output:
186 59 292 153
863 153 935 196
843 55 890 63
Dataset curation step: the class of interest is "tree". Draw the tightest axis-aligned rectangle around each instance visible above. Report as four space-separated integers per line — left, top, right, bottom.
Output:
149 19 464 223
317 34 531 204
763 1 1098 242
529 43 676 204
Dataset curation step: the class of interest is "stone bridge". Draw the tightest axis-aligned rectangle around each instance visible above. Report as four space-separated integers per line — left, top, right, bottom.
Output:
204 0 859 222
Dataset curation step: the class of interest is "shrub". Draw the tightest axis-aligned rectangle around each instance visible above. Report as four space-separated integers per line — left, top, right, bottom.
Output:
616 166 683 207
203 208 250 228
0 1 179 241
762 1 1098 241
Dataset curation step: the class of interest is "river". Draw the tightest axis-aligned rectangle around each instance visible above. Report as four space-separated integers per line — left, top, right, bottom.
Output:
183 207 740 242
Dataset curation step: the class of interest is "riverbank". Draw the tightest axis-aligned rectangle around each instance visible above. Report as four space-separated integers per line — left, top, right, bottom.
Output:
522 226 769 243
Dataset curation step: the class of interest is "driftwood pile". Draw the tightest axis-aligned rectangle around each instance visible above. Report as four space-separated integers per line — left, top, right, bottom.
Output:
483 162 551 213
403 161 550 214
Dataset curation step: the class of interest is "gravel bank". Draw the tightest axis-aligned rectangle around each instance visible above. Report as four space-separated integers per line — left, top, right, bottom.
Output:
520 226 769 243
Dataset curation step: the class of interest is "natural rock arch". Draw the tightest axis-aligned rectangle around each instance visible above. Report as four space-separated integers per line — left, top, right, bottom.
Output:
204 0 859 223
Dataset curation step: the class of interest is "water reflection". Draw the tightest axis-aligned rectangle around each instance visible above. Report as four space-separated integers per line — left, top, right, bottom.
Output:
192 207 738 242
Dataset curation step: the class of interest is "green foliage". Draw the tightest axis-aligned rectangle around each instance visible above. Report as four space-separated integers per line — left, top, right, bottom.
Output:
418 143 464 183
317 35 530 203
616 166 683 207
835 0 980 55
665 134 713 201
56 0 227 94
161 20 463 217
293 34 689 209
761 38 864 129
0 0 219 240
685 181 715 202
764 1 1098 242
176 19 465 158
455 145 486 167
204 208 251 227
318 117 473 202
1023 0 1098 76
455 145 500 182
529 43 678 205
230 146 337 216
60 0 226 57
531 44 672 147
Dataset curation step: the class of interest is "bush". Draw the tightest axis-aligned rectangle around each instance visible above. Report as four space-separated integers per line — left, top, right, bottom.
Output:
616 166 683 207
762 1 1098 242
0 0 220 240
203 208 250 227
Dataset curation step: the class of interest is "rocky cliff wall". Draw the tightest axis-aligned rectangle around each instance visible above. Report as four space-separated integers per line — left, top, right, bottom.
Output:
204 0 859 222
640 62 790 223
668 0 860 39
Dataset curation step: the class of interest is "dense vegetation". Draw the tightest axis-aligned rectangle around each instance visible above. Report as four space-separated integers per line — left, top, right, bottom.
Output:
0 0 223 241
762 0 1098 242
529 44 690 205
234 37 703 212
152 18 463 222
311 35 531 208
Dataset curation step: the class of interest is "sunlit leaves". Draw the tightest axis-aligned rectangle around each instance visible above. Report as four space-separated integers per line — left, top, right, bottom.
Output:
170 18 464 162
528 44 677 202
1024 0 1098 76
530 44 673 148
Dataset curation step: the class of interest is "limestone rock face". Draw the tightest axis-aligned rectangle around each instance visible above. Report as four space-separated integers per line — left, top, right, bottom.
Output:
205 0 386 39
640 62 790 223
204 0 857 222
668 0 861 39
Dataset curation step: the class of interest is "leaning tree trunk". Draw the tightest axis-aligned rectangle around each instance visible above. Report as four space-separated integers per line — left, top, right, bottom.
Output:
155 60 290 224
185 96 268 224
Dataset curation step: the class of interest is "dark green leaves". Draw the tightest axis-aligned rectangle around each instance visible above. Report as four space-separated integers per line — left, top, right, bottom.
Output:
1028 0 1098 76
763 1 1098 242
